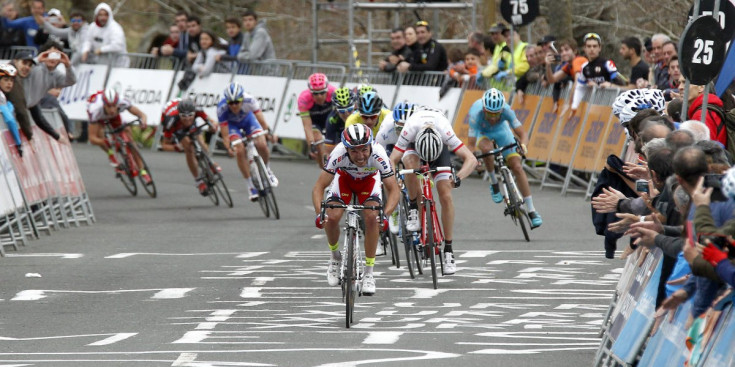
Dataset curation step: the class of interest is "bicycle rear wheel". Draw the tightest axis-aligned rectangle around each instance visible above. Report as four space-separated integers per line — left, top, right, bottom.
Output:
424 201 439 289
250 160 269 217
256 158 279 219
130 145 157 198
345 227 357 328
198 154 219 206
116 148 137 196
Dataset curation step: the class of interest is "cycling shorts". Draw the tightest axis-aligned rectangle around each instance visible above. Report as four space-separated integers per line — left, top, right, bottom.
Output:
476 130 520 160
326 170 382 205
324 121 344 145
226 112 263 140
403 144 453 182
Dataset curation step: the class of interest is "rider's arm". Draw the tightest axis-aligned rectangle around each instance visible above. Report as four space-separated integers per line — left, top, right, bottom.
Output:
454 145 478 180
513 125 529 147
382 175 400 216
219 122 232 153
312 170 334 215
253 111 271 132
389 149 404 173
29 105 60 140
128 105 148 128
301 115 315 145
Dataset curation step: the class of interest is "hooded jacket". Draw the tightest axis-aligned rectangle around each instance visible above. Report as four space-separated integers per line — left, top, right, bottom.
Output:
688 93 726 146
237 22 275 62
82 3 129 67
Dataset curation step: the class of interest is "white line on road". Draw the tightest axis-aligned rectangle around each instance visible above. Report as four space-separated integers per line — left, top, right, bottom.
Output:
6 253 83 259
152 288 195 299
362 331 403 344
240 288 262 298
410 289 449 299
470 346 599 354
86 333 137 346
105 252 268 259
11 288 197 301
460 251 499 258
171 352 198 366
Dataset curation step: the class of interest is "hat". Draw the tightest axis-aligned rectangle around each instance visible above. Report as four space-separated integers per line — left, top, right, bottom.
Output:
14 51 36 65
488 22 509 34
47 8 62 17
643 37 653 52
537 35 556 45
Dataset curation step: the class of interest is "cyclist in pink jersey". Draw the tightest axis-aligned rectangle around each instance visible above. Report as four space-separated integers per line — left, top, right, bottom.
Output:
299 72 337 166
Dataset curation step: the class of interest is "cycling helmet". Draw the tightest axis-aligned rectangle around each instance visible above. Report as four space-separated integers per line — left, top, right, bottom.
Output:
392 102 417 124
0 64 17 78
224 82 244 103
308 73 328 92
102 88 119 106
358 84 375 96
723 167 735 200
341 123 373 148
358 91 382 115
415 125 443 162
482 88 505 112
614 88 665 124
333 87 356 109
178 98 196 116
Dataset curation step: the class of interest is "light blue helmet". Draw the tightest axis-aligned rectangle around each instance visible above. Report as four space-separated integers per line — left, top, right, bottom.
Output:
358 91 382 115
482 88 505 112
224 82 244 103
392 102 417 124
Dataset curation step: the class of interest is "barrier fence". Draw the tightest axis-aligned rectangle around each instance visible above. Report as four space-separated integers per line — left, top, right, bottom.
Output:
593 247 735 366
0 109 95 254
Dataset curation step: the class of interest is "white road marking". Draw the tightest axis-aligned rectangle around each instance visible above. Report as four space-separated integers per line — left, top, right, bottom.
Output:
460 251 499 257
362 331 403 344
310 234 325 239
105 252 268 259
86 333 137 346
251 277 275 286
240 288 262 298
11 288 197 301
152 288 195 299
410 289 449 299
171 352 198 366
470 346 599 354
6 253 82 259
0 333 136 344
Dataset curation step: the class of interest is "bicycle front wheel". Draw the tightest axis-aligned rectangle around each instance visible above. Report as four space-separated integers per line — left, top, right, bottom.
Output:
345 227 357 328
116 147 137 196
213 173 233 208
255 158 279 219
130 145 157 198
399 197 416 279
198 153 219 206
504 170 530 242
424 201 439 289
250 160 269 217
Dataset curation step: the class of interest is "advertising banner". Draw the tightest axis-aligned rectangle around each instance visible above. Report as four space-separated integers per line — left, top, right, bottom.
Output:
58 64 109 121
106 68 176 126
172 72 233 120
275 79 308 140
232 74 287 129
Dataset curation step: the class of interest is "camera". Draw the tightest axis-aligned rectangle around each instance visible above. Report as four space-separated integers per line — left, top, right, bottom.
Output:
635 179 649 193
703 174 727 202
554 54 561 62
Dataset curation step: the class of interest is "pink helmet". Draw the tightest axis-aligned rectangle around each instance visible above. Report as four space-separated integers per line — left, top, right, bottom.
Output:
308 73 328 92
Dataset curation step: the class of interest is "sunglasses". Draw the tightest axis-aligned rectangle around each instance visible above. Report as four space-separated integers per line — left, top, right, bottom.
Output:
484 110 501 118
180 112 195 118
311 91 327 96
227 100 242 105
337 106 354 114
70 19 83 24
584 33 601 42
415 20 429 27
361 114 379 120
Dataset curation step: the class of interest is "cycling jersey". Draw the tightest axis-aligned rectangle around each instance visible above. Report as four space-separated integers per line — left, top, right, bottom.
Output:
324 110 351 145
394 109 463 154
324 142 394 180
217 98 263 139
86 90 131 126
160 99 210 139
577 57 618 85
0 94 21 147
375 114 399 152
468 100 522 159
344 108 391 136
297 84 337 131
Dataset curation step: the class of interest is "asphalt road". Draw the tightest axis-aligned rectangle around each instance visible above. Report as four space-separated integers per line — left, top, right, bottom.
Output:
0 143 621 367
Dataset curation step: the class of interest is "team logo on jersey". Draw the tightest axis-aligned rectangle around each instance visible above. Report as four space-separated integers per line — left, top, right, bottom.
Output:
605 60 617 72
595 66 601 73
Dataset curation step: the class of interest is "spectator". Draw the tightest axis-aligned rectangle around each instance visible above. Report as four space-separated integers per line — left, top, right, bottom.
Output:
537 35 555 56
380 27 412 72
508 29 530 80
185 15 202 64
0 2 25 49
37 10 88 66
81 3 129 67
7 51 61 142
237 9 276 63
222 17 243 60
150 25 179 57
619 36 649 89
32 7 67 49
572 33 625 112
666 98 683 125
677 74 726 146
516 44 544 102
35 40 75 140
544 38 586 110
192 30 226 78
158 10 188 60
642 37 654 65
649 33 671 90
2 0 44 48
404 25 418 55
448 48 479 86
0 63 22 155
479 22 511 88
662 55 681 100
467 31 488 66
396 20 447 72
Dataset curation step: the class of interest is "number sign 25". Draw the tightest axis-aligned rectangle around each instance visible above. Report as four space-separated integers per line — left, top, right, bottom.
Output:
679 15 726 85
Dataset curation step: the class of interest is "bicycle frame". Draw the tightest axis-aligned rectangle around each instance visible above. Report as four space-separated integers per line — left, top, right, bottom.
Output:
400 166 447 247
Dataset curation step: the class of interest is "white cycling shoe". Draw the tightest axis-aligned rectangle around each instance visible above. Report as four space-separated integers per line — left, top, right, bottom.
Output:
267 168 279 187
406 208 420 232
327 259 341 286
443 252 457 275
362 274 376 295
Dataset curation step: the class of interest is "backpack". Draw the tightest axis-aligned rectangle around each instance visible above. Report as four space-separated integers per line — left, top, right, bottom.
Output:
706 105 735 157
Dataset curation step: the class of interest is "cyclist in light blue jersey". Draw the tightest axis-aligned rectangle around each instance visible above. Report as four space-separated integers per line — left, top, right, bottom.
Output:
467 88 542 228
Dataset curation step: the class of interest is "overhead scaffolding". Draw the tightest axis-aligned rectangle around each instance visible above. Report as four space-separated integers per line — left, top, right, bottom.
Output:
312 1 478 68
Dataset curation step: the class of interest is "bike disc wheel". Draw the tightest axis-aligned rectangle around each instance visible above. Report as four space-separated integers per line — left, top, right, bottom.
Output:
425 201 439 289
213 173 233 208
256 158 279 219
345 228 357 328
251 161 269 217
130 146 157 198
116 149 137 196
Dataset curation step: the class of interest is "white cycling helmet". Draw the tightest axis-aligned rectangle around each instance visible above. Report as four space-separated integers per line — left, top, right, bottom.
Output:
415 125 443 162
102 88 119 106
722 167 735 200
613 88 665 124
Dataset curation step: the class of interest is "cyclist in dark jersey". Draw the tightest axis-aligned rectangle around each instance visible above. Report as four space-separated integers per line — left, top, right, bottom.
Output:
572 33 626 111
324 86 356 155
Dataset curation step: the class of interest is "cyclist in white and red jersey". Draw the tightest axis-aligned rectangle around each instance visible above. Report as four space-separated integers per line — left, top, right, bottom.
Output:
389 108 478 275
312 123 399 295
87 88 150 182
160 98 220 196
299 72 337 166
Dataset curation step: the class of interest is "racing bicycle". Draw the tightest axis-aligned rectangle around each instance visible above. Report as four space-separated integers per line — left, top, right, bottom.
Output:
320 200 383 328
184 125 233 207
106 119 157 198
396 171 422 279
476 141 530 241
231 131 279 219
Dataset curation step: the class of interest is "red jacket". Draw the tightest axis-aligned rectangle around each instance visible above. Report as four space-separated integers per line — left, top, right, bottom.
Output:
688 93 727 146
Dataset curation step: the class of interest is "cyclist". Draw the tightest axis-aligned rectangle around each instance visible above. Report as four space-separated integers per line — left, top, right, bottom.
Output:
312 123 400 295
345 91 391 136
218 82 278 201
468 88 543 228
160 98 220 196
389 108 478 275
299 73 337 166
323 86 356 155
87 88 151 183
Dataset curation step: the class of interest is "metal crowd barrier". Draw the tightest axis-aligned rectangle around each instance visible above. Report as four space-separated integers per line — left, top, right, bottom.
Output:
292 63 347 86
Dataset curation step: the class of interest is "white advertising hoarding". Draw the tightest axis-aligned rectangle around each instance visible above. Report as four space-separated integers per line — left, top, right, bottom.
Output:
58 64 109 121
393 86 462 123
231 74 286 129
274 79 308 140
106 68 176 126
172 72 233 120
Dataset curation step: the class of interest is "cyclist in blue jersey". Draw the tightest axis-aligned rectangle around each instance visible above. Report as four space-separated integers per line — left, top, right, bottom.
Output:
218 82 278 201
467 88 542 228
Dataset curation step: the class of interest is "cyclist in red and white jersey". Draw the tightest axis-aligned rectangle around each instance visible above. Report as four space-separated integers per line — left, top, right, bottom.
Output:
312 123 399 295
160 98 220 196
389 108 478 275
299 72 337 166
87 88 150 182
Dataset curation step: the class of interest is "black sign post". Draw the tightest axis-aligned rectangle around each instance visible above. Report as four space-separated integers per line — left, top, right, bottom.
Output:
688 0 735 42
679 15 727 85
500 0 539 27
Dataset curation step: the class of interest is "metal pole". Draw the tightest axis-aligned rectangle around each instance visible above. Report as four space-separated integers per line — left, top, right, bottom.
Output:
510 25 516 88
312 0 318 64
471 0 477 32
681 0 702 120
348 0 354 68
368 11 373 68
701 0 723 123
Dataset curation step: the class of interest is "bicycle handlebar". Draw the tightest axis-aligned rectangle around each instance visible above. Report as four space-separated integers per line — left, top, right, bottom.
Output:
108 119 142 134
319 201 384 222
230 130 268 148
474 142 519 159
399 166 452 175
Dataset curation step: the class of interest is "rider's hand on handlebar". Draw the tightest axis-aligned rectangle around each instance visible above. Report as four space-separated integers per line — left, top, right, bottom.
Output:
315 214 327 229
377 215 389 232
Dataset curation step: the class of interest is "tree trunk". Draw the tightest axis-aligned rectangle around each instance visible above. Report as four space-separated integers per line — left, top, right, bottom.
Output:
543 0 573 42
483 0 496 32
